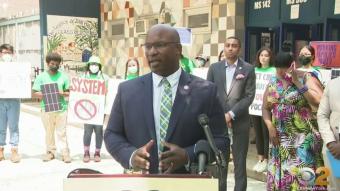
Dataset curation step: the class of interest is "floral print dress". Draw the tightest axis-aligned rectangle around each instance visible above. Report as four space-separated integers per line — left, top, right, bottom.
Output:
266 77 324 191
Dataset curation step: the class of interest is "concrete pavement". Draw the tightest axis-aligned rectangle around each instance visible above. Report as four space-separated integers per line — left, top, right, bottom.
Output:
0 104 266 191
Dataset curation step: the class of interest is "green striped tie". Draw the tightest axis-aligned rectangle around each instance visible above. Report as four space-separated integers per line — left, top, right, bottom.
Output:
160 78 172 151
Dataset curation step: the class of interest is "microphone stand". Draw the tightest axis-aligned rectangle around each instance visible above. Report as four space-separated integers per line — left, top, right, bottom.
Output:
202 125 227 191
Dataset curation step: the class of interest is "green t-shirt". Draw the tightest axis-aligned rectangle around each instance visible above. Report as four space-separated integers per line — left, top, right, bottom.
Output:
32 71 70 111
126 73 138 80
255 66 276 73
180 56 196 74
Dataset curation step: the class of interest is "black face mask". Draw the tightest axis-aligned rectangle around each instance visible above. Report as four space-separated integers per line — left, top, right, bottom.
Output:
298 55 312 66
49 65 59 72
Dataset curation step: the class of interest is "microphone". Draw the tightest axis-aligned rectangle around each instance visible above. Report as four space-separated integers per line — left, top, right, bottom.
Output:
198 113 227 191
194 140 212 175
198 114 220 155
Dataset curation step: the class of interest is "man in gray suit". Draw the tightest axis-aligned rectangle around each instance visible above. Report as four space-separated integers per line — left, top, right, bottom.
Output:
207 37 255 191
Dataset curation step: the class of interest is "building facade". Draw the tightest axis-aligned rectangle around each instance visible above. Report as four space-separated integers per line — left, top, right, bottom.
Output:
99 0 246 77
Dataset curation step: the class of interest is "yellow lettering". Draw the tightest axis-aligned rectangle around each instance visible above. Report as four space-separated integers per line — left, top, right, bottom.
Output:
315 167 330 186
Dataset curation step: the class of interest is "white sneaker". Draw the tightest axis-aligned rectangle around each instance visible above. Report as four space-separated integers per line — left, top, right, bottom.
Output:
256 160 268 173
252 160 261 171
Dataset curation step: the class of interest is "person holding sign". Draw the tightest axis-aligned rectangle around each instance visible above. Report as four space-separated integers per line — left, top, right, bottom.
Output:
104 24 228 174
32 52 71 163
262 51 324 190
251 47 275 173
82 56 109 163
0 44 21 163
317 77 340 190
124 58 140 80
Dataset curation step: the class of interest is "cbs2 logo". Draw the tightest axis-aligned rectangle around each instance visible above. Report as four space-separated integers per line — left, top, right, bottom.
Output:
300 167 330 186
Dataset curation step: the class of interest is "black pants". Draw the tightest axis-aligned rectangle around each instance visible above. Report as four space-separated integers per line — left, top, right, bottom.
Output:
83 124 103 149
251 115 269 158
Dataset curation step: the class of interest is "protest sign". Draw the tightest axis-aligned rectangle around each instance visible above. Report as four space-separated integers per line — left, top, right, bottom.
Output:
0 62 31 98
249 70 275 116
68 77 106 125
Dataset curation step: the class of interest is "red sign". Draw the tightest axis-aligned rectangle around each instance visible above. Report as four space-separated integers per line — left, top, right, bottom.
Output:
311 41 340 68
74 99 97 120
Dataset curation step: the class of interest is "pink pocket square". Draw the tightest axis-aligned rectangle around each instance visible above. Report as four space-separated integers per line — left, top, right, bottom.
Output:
236 74 245 80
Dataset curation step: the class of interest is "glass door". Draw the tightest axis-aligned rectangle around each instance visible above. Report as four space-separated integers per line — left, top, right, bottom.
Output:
326 19 340 41
245 27 278 63
281 23 323 57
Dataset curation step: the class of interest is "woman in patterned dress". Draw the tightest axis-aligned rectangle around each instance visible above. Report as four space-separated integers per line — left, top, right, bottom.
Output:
262 51 324 191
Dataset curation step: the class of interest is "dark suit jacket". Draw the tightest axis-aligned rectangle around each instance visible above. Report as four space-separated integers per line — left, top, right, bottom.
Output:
207 59 256 134
104 71 229 173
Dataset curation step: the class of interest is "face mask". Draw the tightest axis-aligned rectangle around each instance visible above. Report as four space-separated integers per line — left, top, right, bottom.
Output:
89 65 100 74
298 55 312 66
196 59 205 67
49 65 59 72
128 66 138 74
1 54 13 62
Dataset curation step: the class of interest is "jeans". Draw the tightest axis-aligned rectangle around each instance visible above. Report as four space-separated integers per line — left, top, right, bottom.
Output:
0 99 20 147
83 124 103 149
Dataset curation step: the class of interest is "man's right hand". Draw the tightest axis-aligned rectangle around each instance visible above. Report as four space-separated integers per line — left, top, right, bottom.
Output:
327 142 340 159
131 140 155 171
224 113 232 128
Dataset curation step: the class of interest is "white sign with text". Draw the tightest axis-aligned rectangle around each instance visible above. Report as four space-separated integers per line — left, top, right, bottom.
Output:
0 62 31 98
249 71 275 116
67 77 106 125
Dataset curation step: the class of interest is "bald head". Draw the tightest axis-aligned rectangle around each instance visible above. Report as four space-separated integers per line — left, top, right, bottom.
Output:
144 24 182 77
147 24 180 43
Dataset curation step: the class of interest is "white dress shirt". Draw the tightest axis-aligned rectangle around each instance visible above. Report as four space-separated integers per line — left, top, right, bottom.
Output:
129 68 181 168
225 59 238 119
225 59 238 93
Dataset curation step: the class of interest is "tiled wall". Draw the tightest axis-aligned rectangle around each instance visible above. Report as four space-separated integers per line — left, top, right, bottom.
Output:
100 0 245 77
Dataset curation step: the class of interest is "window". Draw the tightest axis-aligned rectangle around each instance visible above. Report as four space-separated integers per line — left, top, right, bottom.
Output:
135 14 159 36
184 5 211 34
135 20 146 35
109 19 125 39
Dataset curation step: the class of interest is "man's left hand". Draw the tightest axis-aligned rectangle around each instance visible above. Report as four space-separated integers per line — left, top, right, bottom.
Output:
159 142 189 173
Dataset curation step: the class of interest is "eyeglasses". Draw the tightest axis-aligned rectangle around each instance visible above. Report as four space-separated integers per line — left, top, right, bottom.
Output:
141 42 179 50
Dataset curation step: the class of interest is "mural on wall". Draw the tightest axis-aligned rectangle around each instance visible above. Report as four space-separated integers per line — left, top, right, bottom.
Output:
46 15 99 67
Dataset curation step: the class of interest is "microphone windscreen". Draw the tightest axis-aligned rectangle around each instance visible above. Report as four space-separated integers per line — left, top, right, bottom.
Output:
198 114 209 126
194 140 211 157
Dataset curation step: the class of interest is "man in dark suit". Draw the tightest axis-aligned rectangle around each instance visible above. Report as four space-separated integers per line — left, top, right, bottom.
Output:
104 24 229 174
207 37 255 191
